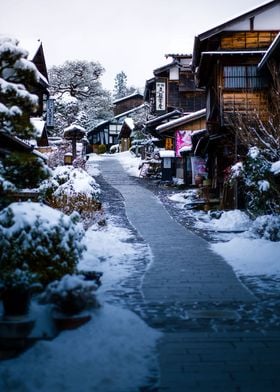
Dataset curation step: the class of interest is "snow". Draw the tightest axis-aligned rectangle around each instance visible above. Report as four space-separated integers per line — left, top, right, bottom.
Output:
159 150 175 158
0 304 160 392
42 165 100 198
179 145 192 154
0 155 160 391
168 188 280 277
197 210 252 232
1 201 67 233
271 160 280 175
113 151 141 177
258 179 270 192
212 238 280 276
248 146 260 159
80 223 150 296
30 117 45 137
53 167 100 198
124 117 134 130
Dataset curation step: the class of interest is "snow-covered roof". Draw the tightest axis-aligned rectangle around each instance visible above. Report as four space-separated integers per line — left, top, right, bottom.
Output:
179 145 192 154
124 117 134 130
30 117 45 138
156 109 206 132
159 150 175 158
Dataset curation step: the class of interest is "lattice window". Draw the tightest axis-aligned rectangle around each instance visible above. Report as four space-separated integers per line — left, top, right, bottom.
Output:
223 66 265 89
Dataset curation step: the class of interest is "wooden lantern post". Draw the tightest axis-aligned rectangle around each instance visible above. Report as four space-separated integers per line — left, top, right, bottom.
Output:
63 124 86 160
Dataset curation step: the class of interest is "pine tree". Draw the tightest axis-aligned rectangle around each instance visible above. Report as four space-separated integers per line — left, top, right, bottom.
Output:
113 71 136 100
0 37 39 138
0 37 50 204
49 60 113 135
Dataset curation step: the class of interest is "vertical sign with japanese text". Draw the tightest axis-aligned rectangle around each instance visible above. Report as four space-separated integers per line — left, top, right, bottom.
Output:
46 98 55 128
155 80 166 112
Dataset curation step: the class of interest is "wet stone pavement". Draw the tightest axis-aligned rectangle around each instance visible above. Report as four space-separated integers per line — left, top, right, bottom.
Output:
93 157 280 392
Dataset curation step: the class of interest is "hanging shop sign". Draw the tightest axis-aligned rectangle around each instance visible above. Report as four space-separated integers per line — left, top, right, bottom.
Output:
46 98 55 128
175 130 193 157
155 80 166 112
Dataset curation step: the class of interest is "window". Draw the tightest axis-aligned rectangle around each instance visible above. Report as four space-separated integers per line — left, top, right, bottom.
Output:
223 66 265 89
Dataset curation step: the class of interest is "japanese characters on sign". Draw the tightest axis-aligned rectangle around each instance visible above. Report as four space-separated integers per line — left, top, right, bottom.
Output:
46 98 55 128
156 81 166 112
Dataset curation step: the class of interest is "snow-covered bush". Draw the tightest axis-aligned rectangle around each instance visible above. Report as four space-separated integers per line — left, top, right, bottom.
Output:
229 147 279 216
0 202 86 286
40 274 99 315
250 215 280 242
41 165 102 228
41 166 101 228
42 166 100 199
2 151 50 189
0 267 38 291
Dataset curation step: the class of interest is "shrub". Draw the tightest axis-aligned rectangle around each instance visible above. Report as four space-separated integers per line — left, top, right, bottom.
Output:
250 215 280 242
97 144 107 154
47 193 103 229
40 274 99 315
0 202 86 286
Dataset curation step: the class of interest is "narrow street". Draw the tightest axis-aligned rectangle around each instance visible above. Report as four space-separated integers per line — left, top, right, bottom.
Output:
97 156 280 392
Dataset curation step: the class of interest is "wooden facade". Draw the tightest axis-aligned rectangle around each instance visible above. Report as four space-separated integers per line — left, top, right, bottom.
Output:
144 55 205 116
192 0 280 207
156 110 207 182
113 93 144 116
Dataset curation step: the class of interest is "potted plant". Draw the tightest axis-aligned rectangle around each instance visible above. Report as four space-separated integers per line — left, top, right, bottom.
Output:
0 202 86 287
40 274 100 330
0 267 39 317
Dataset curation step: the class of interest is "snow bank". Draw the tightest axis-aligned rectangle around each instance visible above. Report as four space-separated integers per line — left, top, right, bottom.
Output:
80 223 151 296
0 304 160 392
211 237 280 276
206 210 251 232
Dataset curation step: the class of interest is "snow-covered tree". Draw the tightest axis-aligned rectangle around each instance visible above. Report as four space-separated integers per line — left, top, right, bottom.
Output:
0 37 50 205
49 60 113 135
230 147 280 216
0 36 39 138
113 71 136 100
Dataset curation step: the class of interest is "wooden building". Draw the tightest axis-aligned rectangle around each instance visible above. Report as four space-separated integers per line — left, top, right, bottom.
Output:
20 40 51 148
113 93 144 116
156 109 207 184
192 0 280 207
87 104 146 152
144 54 205 116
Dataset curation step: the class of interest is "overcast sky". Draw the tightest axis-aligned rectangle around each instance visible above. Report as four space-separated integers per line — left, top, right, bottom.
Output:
0 0 269 91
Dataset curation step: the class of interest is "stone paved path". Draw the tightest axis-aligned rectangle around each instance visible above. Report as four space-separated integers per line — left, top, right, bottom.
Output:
96 157 280 392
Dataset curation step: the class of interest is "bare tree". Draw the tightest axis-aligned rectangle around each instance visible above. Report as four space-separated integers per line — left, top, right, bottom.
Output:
228 61 280 162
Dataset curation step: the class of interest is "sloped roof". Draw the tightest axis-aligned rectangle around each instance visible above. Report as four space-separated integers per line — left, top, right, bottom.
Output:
258 32 280 70
156 109 206 133
113 92 143 104
197 0 279 41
